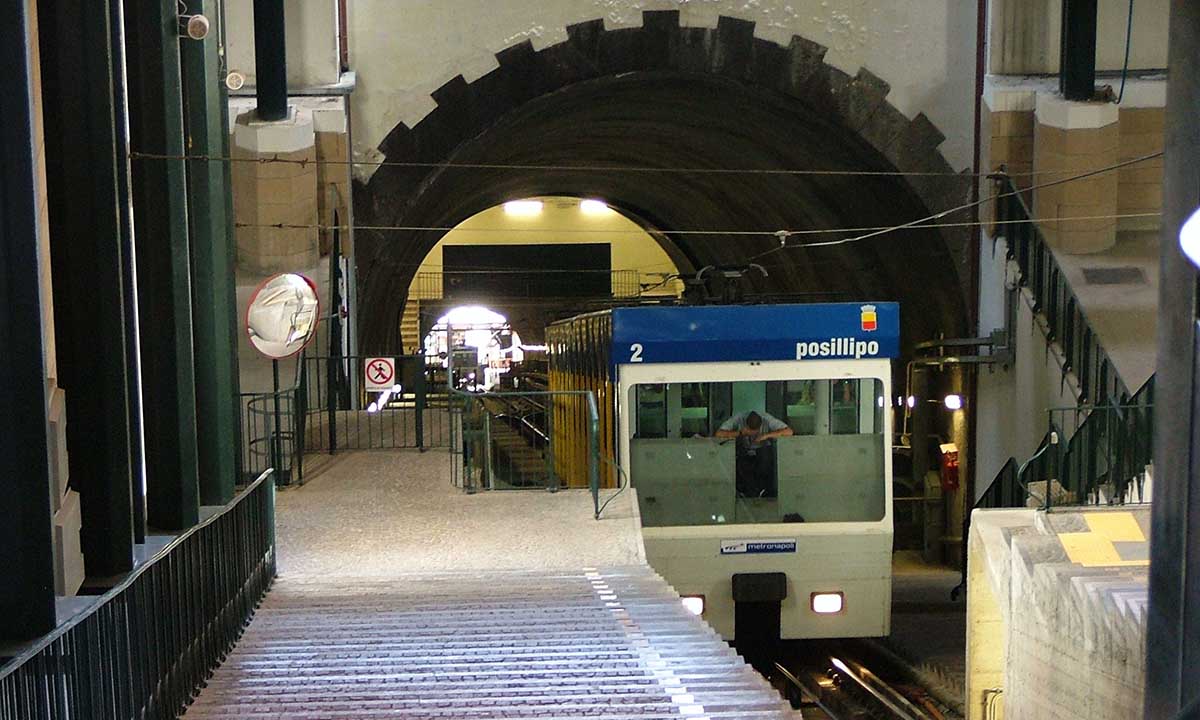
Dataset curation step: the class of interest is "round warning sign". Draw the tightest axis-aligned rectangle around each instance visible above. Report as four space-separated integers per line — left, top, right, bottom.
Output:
364 357 396 391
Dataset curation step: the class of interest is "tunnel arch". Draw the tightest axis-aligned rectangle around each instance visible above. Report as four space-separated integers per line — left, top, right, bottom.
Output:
354 11 972 355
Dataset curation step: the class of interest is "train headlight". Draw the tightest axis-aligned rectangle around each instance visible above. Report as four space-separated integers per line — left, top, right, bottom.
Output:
680 595 705 616
811 591 844 614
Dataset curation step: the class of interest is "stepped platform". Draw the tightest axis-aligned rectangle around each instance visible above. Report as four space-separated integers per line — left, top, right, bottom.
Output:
965 506 1149 720
185 567 794 719
184 450 795 718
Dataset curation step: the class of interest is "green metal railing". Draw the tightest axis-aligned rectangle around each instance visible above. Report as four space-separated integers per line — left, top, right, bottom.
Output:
240 387 304 486
449 390 600 502
1052 376 1155 507
0 471 275 719
996 173 1132 405
298 354 451 452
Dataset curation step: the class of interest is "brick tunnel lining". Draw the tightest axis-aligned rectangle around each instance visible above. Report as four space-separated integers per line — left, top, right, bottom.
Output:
354 13 972 355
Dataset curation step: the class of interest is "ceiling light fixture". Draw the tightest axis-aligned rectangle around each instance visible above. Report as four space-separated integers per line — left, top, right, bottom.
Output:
504 200 543 217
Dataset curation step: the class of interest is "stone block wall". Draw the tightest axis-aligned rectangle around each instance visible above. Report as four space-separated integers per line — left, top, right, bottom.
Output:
966 508 1149 720
1033 96 1120 254
980 79 1166 255
232 109 320 276
315 119 350 256
1117 108 1165 230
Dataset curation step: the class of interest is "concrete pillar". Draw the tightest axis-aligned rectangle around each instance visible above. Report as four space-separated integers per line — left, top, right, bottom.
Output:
233 107 320 276
1033 93 1120 253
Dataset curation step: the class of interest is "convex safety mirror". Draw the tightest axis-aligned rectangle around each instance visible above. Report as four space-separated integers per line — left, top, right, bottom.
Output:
245 273 320 359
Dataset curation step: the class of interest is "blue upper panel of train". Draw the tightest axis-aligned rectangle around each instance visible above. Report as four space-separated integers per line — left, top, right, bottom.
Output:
611 302 899 365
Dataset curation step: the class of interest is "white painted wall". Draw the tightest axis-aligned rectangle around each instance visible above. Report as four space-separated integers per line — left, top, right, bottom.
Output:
344 0 979 171
988 0 1170 74
974 232 1079 500
224 0 341 88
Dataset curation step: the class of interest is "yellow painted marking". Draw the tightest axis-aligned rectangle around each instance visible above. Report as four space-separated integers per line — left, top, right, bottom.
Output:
1084 512 1145 543
1058 531 1149 568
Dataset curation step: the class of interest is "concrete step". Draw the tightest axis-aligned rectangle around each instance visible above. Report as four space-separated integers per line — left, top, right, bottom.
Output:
184 566 796 719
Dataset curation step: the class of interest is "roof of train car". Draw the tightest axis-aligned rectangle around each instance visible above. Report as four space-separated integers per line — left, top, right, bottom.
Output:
609 302 899 364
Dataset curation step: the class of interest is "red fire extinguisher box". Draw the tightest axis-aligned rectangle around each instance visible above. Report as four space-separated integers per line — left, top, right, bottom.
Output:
939 442 960 493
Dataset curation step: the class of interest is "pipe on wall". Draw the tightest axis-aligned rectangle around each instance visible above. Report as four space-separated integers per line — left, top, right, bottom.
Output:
252 0 286 120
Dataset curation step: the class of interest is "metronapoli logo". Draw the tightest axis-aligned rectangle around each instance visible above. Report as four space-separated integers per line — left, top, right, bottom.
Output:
860 304 878 332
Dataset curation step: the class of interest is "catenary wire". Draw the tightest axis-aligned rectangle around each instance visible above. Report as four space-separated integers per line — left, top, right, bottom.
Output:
748 152 1162 261
233 211 1160 239
129 149 1149 180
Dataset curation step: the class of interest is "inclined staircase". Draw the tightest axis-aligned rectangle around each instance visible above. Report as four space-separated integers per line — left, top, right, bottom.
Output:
184 566 797 719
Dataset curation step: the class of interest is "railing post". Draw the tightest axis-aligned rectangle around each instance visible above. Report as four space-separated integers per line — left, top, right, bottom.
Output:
415 356 426 450
587 392 601 518
483 410 493 490
271 359 284 486
327 355 338 455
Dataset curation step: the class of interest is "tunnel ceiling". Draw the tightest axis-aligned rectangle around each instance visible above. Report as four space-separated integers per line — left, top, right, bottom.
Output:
355 12 973 355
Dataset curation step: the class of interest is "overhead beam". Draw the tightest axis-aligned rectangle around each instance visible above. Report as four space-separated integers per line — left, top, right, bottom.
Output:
0 0 57 642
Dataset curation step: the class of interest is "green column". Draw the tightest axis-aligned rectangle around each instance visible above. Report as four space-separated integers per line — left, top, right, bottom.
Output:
39 0 137 576
182 0 241 505
125 0 201 530
0 0 57 641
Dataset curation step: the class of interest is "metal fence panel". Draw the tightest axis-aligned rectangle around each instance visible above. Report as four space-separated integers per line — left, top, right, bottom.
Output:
0 473 275 720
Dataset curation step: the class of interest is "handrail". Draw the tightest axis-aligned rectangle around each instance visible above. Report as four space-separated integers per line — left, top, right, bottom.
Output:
0 470 276 719
0 468 275 675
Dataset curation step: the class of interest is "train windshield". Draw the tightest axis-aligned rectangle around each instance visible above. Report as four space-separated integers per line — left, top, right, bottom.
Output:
628 378 887 527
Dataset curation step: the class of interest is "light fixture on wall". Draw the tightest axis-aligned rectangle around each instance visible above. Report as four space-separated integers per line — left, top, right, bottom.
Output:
1180 207 1200 269
944 394 963 410
177 2 210 40
225 71 246 91
503 200 543 217
580 199 612 216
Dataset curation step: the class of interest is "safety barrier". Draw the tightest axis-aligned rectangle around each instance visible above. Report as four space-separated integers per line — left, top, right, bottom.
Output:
996 174 1131 405
1052 377 1155 507
240 387 303 486
298 354 451 452
450 390 599 500
0 471 276 720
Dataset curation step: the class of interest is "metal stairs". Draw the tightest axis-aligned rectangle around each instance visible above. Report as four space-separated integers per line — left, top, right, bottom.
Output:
183 565 797 719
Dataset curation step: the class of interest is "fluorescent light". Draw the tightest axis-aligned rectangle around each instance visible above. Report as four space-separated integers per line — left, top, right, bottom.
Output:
1181 208 1200 268
944 394 963 410
504 200 543 217
680 596 705 616
811 591 844 614
580 199 612 215
876 396 884 407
